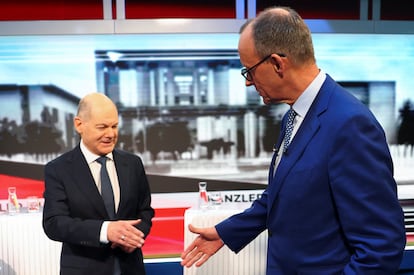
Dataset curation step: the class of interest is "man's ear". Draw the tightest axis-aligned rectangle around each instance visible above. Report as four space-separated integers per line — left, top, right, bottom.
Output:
74 116 82 134
270 54 282 72
270 55 284 78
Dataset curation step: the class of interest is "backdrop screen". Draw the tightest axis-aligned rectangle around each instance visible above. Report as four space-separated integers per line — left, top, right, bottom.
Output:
0 32 413 191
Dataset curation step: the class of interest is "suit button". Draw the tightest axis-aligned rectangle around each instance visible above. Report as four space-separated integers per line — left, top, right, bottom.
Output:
268 230 273 237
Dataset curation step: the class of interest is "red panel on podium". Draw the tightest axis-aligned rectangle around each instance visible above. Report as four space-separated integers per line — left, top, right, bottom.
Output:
143 207 189 258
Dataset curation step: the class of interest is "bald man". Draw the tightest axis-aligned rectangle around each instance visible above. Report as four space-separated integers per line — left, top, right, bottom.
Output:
43 92 154 275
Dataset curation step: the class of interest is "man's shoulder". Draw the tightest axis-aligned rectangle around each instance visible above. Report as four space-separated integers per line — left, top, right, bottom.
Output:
46 146 80 167
113 148 142 162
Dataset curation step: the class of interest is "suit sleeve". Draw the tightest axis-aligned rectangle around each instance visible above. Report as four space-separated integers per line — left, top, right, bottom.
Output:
215 189 268 253
43 160 104 247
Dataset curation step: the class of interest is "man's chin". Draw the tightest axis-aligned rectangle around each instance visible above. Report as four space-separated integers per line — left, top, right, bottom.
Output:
99 144 115 154
262 97 272 105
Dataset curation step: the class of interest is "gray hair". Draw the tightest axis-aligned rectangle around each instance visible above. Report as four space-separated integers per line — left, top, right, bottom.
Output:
251 6 316 66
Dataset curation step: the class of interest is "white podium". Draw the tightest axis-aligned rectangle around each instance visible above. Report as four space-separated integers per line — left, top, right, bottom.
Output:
0 212 61 275
183 207 268 275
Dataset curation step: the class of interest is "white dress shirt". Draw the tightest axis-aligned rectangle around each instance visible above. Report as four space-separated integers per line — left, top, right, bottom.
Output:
79 140 120 243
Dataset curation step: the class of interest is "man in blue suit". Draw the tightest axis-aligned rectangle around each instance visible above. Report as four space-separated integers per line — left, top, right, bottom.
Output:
43 93 154 275
181 6 406 274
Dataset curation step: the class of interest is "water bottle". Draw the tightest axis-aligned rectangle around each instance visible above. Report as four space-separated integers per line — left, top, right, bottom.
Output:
198 181 209 210
8 187 20 215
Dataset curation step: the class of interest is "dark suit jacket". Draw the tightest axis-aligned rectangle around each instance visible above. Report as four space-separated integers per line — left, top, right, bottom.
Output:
43 146 154 275
216 75 406 274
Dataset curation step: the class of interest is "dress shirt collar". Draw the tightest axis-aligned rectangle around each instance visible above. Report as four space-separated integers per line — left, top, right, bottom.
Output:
79 139 114 164
292 70 326 118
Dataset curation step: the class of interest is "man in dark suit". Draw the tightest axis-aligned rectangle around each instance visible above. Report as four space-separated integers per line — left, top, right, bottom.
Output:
181 6 406 274
43 92 154 275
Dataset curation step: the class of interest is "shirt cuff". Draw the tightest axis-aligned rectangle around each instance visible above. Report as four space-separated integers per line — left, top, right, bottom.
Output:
100 221 110 243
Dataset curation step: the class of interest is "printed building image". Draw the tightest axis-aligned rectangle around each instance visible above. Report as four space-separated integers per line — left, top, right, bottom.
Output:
0 84 79 159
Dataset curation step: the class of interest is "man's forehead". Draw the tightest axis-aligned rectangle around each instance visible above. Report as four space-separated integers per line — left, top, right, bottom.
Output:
238 26 253 49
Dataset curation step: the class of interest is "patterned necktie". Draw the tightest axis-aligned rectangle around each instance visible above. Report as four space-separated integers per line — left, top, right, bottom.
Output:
283 108 297 152
96 156 115 219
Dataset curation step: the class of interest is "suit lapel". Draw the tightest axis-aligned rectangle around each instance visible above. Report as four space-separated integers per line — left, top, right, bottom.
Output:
267 75 335 215
69 146 108 217
268 121 286 182
269 116 320 195
113 150 129 215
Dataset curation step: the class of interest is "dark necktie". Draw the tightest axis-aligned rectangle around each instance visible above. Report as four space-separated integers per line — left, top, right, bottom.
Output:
96 156 115 219
283 108 297 152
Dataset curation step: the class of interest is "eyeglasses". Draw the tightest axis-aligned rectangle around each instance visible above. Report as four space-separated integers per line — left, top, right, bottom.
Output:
241 53 286 82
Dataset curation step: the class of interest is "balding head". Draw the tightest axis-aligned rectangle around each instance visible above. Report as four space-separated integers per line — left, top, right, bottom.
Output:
246 6 315 66
77 92 117 121
74 92 119 155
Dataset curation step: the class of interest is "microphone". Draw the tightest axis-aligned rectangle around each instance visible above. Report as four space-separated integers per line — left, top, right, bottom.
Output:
272 144 280 156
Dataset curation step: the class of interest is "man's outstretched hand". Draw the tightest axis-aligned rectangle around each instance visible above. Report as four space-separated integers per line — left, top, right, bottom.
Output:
181 224 224 268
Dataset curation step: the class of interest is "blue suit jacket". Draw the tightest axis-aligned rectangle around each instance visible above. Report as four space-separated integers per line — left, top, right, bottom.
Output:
43 146 154 275
216 75 406 274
